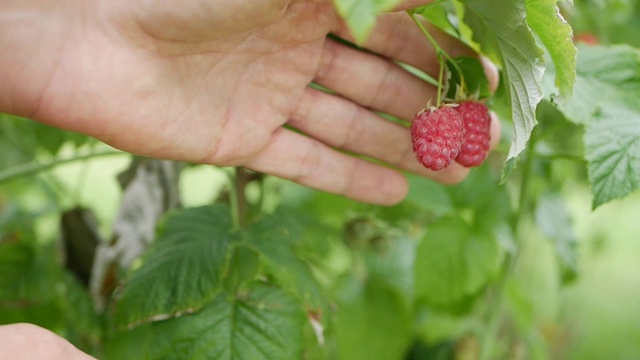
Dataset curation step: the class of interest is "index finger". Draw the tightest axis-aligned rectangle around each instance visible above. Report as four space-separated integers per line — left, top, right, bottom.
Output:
333 11 500 92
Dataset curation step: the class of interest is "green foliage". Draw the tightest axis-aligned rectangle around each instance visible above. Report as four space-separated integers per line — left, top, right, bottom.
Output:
113 206 236 329
332 0 402 43
534 193 579 283
0 114 89 165
526 0 577 98
334 279 413 360
415 216 502 307
462 0 545 162
0 216 101 354
107 283 306 360
444 56 492 100
242 212 326 309
551 45 640 207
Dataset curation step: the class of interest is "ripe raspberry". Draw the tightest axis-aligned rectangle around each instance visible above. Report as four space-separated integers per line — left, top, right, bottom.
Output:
455 101 491 167
411 106 464 171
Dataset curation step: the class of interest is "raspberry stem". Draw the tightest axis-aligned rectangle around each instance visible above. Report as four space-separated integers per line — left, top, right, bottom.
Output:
436 53 445 106
407 10 468 99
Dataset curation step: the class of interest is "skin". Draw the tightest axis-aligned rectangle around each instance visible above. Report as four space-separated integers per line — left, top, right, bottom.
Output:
0 1 499 356
0 323 95 359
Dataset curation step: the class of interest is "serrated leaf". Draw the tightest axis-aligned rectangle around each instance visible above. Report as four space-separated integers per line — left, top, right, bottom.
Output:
333 0 402 43
244 214 326 309
334 277 413 360
414 216 501 306
556 45 640 125
526 0 576 98
500 156 519 184
585 103 640 208
462 0 545 161
113 205 236 329
106 283 306 360
551 45 640 207
534 193 579 282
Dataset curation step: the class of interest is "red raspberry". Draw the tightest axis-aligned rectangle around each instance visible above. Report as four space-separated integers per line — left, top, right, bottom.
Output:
411 106 464 171
455 101 491 167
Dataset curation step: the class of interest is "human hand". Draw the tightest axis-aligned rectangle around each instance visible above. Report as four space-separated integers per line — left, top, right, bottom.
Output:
0 323 95 360
1 0 499 204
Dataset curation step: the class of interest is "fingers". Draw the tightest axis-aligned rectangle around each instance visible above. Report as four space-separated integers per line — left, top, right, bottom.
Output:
315 13 499 115
244 127 409 205
0 323 96 360
334 12 474 79
489 111 501 149
314 38 436 121
289 87 470 184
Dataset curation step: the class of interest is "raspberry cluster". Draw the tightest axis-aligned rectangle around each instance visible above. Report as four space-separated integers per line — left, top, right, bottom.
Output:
411 101 491 171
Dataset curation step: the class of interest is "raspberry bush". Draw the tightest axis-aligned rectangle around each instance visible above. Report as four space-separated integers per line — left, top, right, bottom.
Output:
3 1 640 359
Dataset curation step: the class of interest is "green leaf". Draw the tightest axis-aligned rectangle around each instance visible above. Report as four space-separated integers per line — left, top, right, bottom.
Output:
415 309 478 345
534 193 579 282
414 216 501 306
0 241 37 301
504 279 534 331
446 165 512 230
445 57 492 100
500 156 518 184
0 114 38 168
244 213 326 310
552 45 640 207
221 245 260 294
0 241 58 303
462 0 545 160
332 0 403 44
106 283 306 360
416 1 459 38
31 121 71 155
525 0 576 98
113 205 236 329
555 45 640 125
406 175 454 215
334 277 413 360
584 103 640 208
364 233 416 296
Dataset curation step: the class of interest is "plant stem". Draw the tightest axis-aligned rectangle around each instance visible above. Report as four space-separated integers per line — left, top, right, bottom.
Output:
478 129 539 360
227 168 241 231
0 150 125 184
407 10 467 95
408 11 452 62
437 54 445 106
536 153 586 163
228 167 255 230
